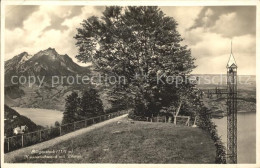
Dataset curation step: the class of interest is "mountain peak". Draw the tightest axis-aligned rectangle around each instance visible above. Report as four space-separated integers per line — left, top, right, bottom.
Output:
5 48 90 86
20 51 29 56
33 47 59 61
12 52 32 64
45 47 56 51
42 47 58 55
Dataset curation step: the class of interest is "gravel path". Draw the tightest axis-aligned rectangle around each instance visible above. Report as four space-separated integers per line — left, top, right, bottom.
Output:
4 114 128 163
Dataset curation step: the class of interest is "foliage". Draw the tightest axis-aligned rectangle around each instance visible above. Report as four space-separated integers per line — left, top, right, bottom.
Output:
80 88 104 118
105 90 133 113
74 6 196 117
197 106 226 164
62 89 104 124
177 87 202 117
4 105 42 137
62 92 80 124
54 121 60 127
128 109 148 121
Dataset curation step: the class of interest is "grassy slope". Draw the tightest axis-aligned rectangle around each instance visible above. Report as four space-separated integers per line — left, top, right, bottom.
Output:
17 118 216 163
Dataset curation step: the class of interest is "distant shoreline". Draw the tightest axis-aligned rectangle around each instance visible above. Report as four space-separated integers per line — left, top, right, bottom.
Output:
12 107 63 112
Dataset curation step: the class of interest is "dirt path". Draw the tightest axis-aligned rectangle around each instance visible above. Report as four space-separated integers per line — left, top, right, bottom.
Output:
4 114 128 163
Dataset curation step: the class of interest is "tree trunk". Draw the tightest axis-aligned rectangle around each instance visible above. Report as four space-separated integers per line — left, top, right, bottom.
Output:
174 101 182 125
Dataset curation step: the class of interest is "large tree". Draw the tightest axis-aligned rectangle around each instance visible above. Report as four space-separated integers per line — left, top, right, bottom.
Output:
80 88 104 118
62 92 80 124
74 6 196 116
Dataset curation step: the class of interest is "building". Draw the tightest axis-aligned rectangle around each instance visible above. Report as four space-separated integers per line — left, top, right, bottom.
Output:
13 125 28 135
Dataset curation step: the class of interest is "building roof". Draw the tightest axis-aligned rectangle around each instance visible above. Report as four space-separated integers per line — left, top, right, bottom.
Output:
227 53 237 68
227 41 237 68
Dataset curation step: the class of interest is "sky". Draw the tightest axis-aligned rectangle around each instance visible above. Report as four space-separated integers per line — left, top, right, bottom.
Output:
5 5 256 75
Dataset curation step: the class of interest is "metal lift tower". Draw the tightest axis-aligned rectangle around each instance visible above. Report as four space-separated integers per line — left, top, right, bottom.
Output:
226 42 238 163
199 42 238 163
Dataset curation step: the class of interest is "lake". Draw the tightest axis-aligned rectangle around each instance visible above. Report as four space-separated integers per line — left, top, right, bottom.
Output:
12 107 63 127
212 112 256 163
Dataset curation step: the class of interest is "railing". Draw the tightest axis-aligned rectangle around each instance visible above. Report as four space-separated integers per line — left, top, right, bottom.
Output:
199 88 228 98
146 115 191 126
4 110 128 153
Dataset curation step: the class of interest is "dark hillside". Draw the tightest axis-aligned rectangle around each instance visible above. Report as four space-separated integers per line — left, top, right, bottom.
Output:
4 105 42 137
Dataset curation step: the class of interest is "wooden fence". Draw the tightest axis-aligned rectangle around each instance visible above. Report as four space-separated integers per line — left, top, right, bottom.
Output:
4 110 128 153
147 115 191 126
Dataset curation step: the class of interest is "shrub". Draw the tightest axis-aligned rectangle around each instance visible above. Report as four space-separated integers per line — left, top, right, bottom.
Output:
197 107 226 164
128 110 147 121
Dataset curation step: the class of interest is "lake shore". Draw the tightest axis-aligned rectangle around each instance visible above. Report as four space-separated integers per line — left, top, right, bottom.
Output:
12 107 63 127
212 112 256 163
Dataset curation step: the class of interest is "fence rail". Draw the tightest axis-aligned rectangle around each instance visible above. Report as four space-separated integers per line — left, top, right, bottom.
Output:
147 115 191 126
4 110 128 153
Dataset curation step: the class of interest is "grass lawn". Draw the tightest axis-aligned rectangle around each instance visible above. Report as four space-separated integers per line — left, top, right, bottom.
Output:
16 117 216 163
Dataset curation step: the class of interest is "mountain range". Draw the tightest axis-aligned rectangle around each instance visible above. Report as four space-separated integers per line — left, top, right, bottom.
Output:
4 48 256 113
5 48 89 86
4 48 94 110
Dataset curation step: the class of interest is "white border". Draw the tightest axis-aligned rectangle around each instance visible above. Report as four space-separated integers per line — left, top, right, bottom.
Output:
0 0 258 6
1 0 259 168
1 1 5 167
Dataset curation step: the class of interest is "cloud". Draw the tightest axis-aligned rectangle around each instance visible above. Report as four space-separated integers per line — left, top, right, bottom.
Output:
190 6 256 38
5 6 256 74
160 6 203 36
43 6 84 31
5 5 39 30
182 6 256 75
5 5 103 66
194 52 255 75
189 28 256 74
211 12 255 38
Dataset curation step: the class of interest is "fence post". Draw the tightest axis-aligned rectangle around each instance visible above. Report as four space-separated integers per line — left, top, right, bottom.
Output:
187 117 190 126
39 130 42 141
93 118 95 124
74 122 76 130
59 126 62 136
7 138 10 152
21 134 24 147
85 119 87 127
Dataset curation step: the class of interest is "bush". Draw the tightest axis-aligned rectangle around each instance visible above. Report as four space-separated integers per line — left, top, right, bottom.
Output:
55 121 60 127
128 110 148 121
105 104 126 114
197 107 226 164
